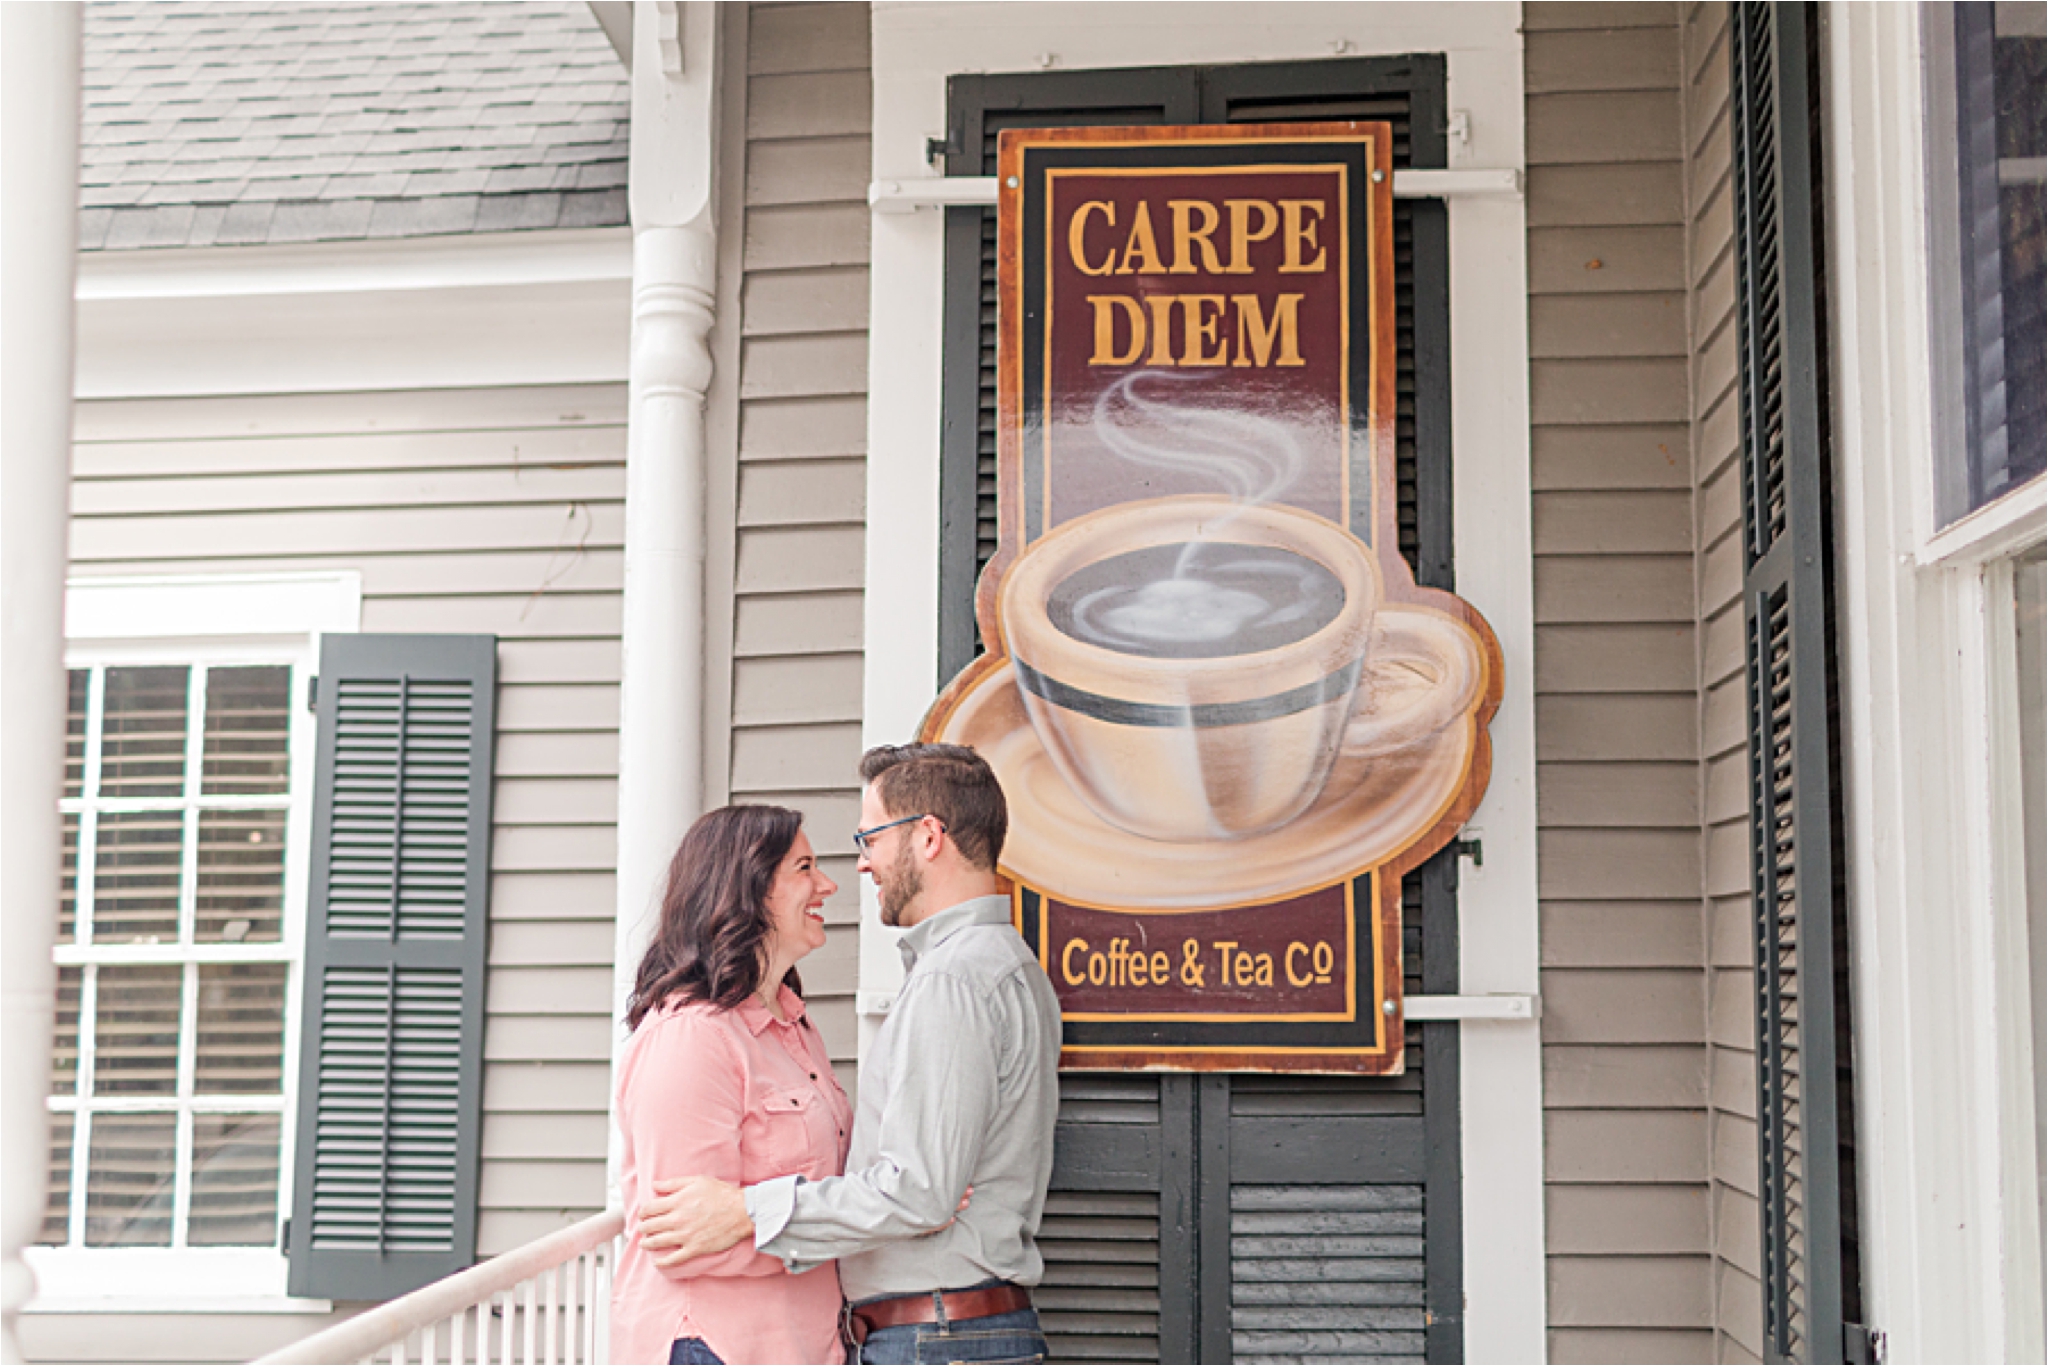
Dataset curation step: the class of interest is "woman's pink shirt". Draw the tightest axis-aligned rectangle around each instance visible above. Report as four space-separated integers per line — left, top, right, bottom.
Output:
611 987 853 1365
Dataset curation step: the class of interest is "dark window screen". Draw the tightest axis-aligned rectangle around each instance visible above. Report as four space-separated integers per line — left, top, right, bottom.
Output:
1932 1 2047 523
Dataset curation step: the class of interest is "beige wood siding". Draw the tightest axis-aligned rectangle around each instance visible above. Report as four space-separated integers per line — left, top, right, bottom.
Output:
724 1 873 1086
1679 4 1763 1361
1525 5 1714 1362
66 381 626 1260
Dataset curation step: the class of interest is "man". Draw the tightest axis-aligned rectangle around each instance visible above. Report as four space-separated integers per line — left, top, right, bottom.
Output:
637 743 1064 1364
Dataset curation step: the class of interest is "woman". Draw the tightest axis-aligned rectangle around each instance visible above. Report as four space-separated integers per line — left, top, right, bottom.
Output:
611 805 854 1365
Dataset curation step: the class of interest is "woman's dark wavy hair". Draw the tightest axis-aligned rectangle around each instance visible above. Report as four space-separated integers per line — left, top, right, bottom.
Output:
625 804 806 1029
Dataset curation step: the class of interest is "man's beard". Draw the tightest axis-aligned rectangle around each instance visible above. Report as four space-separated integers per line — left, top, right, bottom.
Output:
879 841 923 926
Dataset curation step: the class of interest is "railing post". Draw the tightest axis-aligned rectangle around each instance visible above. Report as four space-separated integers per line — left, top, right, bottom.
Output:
252 1210 621 1366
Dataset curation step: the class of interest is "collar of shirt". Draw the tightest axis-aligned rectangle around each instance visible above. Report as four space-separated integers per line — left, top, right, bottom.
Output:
732 981 811 1036
896 893 1013 972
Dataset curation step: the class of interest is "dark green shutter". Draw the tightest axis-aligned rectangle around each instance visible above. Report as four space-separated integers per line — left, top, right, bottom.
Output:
1728 8 1862 1361
941 59 1460 1364
287 634 497 1301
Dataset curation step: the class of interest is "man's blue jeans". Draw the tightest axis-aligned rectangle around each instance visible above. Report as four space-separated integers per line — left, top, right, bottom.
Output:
852 1285 1048 1366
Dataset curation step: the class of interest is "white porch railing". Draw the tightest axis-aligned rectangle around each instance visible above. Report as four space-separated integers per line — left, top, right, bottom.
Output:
254 1209 625 1366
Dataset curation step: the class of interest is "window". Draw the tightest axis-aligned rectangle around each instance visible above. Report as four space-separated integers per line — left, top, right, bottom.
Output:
1928 0 2047 525
26 572 354 1308
43 659 302 1256
1922 14 2048 1338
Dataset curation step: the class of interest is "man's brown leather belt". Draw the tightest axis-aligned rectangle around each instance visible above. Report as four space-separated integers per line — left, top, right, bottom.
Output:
842 1284 1031 1343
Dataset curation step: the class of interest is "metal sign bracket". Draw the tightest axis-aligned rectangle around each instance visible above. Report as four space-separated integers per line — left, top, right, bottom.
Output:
870 168 1522 213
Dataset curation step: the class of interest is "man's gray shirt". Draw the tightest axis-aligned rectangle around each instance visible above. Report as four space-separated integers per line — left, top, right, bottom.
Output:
743 894 1062 1301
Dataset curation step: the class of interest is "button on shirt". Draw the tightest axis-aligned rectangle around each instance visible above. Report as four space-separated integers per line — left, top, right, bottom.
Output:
611 988 853 1365
745 895 1063 1301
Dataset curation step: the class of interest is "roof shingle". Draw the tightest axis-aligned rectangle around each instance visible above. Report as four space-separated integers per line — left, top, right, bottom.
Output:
80 2 630 250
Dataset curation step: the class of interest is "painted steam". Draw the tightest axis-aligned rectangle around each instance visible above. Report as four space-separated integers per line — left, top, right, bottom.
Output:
1065 371 1329 655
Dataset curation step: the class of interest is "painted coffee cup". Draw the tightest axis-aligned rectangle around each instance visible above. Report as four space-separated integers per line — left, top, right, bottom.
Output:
998 494 1471 843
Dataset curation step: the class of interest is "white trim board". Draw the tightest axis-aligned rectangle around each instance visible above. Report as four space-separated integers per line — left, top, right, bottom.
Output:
74 229 631 398
22 1248 328 1314
76 227 631 300
1919 474 2046 568
860 5 1543 1359
66 573 362 643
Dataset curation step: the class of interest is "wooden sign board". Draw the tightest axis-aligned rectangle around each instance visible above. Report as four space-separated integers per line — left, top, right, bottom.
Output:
922 124 1503 1073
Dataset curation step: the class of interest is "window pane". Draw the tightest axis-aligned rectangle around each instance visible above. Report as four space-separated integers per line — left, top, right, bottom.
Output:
91 810 184 944
99 666 189 799
196 810 286 944
1994 6 2045 494
83 1112 176 1247
188 1114 281 1247
65 669 87 799
196 963 287 1095
39 1112 73 1245
93 964 183 1095
58 812 79 943
202 665 291 796
1945 2 2048 521
52 967 81 1096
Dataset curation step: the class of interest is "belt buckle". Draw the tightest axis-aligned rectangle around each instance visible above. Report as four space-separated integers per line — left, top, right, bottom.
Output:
840 1301 870 1347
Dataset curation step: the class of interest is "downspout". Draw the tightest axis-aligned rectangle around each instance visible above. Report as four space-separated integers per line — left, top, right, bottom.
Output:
608 0 721 1191
0 6 81 1360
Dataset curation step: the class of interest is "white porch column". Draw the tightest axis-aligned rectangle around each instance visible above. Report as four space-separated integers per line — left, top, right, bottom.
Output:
0 4 82 1360
608 0 722 1187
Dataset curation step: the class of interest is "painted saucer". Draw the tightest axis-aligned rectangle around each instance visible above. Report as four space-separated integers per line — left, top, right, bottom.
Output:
934 608 1482 910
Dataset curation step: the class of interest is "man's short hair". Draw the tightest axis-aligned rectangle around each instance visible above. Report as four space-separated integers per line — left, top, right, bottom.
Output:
859 743 1007 871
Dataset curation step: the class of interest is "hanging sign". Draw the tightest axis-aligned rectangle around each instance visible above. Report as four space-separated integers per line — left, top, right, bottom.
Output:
921 123 1502 1073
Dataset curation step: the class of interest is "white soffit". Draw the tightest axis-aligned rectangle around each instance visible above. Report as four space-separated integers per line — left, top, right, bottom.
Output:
74 227 631 398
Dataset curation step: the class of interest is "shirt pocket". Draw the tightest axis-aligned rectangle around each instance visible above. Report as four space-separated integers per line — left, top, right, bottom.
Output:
747 1084 828 1182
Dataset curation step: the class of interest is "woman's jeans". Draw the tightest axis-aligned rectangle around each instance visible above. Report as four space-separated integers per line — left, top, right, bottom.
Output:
855 1307 1048 1365
669 1312 1047 1365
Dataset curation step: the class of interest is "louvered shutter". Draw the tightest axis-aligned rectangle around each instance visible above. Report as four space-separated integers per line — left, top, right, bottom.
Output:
941 59 1460 1365
1728 8 1862 1362
940 72 1201 1363
287 634 496 1301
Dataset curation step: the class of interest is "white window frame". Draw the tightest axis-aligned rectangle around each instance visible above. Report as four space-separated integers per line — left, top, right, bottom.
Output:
1824 6 2047 1360
25 572 358 1314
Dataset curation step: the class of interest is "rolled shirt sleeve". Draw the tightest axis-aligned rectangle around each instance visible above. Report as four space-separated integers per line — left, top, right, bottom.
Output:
744 1173 799 1248
751 970 1001 1275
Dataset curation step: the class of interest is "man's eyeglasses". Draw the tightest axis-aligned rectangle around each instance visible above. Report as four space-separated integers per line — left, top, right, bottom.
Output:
852 813 941 854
